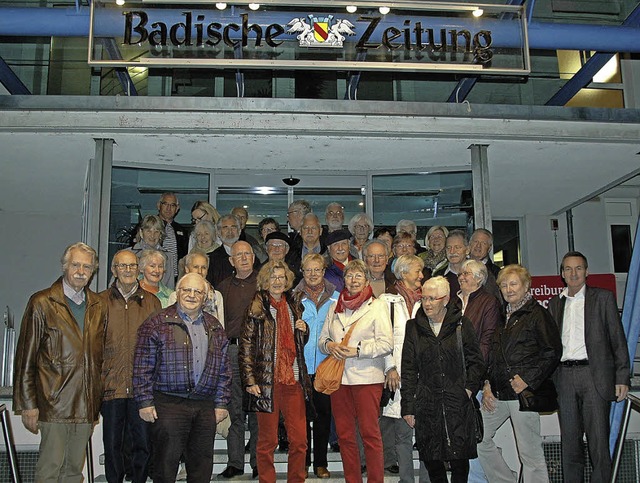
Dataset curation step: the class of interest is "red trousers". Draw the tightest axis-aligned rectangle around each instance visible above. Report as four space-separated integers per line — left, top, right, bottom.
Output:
331 383 384 483
256 382 307 483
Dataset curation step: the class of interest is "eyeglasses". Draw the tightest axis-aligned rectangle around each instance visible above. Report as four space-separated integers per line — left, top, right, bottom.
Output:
303 268 324 275
116 263 138 271
345 273 366 281
269 275 286 281
179 287 205 297
354 224 369 230
365 254 386 261
302 225 320 232
267 243 287 249
160 201 178 209
191 212 206 224
327 210 343 216
421 295 447 303
395 244 413 250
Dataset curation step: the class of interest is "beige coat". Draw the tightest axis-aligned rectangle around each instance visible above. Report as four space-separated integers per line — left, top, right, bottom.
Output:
319 297 393 385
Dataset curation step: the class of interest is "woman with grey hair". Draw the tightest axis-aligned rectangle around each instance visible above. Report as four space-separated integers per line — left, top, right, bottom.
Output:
379 255 425 482
420 225 449 273
132 215 176 289
347 213 374 260
455 259 502 361
319 259 393 483
138 249 174 308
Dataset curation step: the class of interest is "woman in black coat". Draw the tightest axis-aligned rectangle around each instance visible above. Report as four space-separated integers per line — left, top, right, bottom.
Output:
401 276 485 483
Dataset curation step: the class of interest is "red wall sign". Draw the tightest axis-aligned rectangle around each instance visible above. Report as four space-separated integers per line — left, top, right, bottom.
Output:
530 274 617 308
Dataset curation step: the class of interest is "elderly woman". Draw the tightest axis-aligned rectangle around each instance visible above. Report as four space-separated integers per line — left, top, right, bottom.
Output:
373 227 395 262
456 259 502 361
401 276 485 483
132 214 176 289
293 253 340 479
478 264 562 482
254 217 280 263
319 259 393 483
138 249 174 308
239 260 312 483
420 225 449 273
347 213 374 259
186 220 219 280
188 200 221 251
379 255 424 482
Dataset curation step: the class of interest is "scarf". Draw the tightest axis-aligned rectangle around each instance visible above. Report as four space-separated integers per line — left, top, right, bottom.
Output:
270 294 296 385
506 291 533 322
302 281 325 308
394 280 422 314
335 285 373 314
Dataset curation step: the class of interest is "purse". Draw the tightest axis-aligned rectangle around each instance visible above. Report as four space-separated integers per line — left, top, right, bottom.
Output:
517 378 559 413
314 318 360 395
456 320 484 444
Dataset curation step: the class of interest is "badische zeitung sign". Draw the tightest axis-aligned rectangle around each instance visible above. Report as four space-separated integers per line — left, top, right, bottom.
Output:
89 1 530 74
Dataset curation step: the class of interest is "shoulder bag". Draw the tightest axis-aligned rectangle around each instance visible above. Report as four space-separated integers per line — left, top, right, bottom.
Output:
314 317 360 395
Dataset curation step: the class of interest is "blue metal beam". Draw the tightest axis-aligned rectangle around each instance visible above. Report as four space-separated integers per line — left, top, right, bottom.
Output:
545 2 640 106
0 55 30 95
100 38 138 96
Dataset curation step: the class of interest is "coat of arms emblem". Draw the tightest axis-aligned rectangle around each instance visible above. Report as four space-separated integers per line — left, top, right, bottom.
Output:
287 15 355 48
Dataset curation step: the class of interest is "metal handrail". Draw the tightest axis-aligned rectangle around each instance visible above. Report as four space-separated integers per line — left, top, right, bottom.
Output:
0 404 21 483
611 394 640 482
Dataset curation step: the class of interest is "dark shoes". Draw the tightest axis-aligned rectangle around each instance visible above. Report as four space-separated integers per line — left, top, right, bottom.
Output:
314 467 331 478
330 442 340 452
252 467 259 478
219 466 244 478
278 440 289 452
385 465 400 474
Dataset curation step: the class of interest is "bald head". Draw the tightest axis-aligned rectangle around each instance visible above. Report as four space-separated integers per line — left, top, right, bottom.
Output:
176 273 207 318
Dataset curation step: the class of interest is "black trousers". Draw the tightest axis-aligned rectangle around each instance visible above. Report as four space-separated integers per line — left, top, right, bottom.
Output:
306 375 332 468
424 459 469 483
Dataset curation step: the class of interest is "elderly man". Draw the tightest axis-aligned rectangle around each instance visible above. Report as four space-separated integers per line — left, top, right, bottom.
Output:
363 239 397 297
218 241 260 479
265 231 291 262
209 214 260 286
133 273 231 483
325 202 345 233
287 199 311 250
232 206 261 251
168 250 224 323
287 213 326 276
157 192 189 282
469 228 502 301
548 252 630 483
101 249 161 483
433 229 469 299
324 229 353 292
14 242 108 482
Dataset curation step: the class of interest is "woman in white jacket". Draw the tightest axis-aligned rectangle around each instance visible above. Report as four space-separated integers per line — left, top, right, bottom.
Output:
319 259 393 483
379 255 425 482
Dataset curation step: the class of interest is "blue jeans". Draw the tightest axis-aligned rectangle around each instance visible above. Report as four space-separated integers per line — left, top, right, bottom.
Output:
101 398 150 483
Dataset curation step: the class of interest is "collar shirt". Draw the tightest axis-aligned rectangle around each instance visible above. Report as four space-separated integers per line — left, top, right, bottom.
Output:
177 306 208 385
444 265 459 276
62 278 86 305
302 243 321 258
560 285 588 361
223 244 233 255
117 282 139 301
456 290 467 315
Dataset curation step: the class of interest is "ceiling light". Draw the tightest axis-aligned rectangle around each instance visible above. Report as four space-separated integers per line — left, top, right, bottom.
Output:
346 5 357 13
249 3 260 10
378 6 390 15
215 2 227 9
472 8 484 17
115 0 125 5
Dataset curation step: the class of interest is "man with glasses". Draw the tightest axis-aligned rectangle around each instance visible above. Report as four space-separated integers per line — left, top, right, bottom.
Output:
324 229 353 292
286 200 311 251
133 272 231 483
265 231 292 262
210 214 259 286
324 202 345 233
469 228 502 302
218 241 261 479
363 239 397 297
157 192 188 282
433 229 470 299
101 249 161 483
14 242 108 482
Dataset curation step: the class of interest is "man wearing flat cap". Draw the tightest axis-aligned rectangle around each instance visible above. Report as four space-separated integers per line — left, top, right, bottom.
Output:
324 229 353 292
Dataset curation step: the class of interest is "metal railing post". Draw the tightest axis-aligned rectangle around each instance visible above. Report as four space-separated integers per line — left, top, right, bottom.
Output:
0 404 21 483
86 437 94 483
610 394 640 482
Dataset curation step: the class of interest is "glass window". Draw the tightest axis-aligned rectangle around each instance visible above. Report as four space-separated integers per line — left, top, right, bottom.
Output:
611 224 632 273
492 220 521 267
372 171 473 244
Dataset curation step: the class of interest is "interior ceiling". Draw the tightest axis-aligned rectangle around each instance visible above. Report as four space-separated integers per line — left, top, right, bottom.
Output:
1 129 638 219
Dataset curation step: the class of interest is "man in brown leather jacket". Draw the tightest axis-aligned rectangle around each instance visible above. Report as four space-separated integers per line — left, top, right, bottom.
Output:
101 249 161 483
13 242 108 482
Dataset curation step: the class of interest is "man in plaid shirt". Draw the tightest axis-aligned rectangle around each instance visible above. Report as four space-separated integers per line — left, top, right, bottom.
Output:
133 272 231 483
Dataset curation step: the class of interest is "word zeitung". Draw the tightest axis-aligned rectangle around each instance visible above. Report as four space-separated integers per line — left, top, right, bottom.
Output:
123 11 493 61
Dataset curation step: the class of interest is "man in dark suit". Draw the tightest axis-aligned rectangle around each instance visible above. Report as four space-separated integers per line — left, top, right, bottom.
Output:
157 192 189 282
548 251 630 483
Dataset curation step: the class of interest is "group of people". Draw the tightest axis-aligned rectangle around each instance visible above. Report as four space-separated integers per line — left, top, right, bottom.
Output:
12 191 631 483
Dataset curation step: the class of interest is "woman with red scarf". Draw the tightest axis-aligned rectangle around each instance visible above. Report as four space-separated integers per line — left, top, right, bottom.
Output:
239 260 313 483
319 259 393 483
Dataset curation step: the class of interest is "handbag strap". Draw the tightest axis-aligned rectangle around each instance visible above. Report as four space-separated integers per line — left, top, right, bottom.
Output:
455 319 467 385
339 315 363 346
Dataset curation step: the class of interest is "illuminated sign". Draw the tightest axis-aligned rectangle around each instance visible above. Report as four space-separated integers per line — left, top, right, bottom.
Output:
89 1 530 74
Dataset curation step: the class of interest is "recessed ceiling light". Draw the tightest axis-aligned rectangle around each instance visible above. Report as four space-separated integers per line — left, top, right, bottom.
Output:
346 5 357 13
116 0 125 5
379 6 390 15
472 8 484 17
249 3 260 10
215 2 227 10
